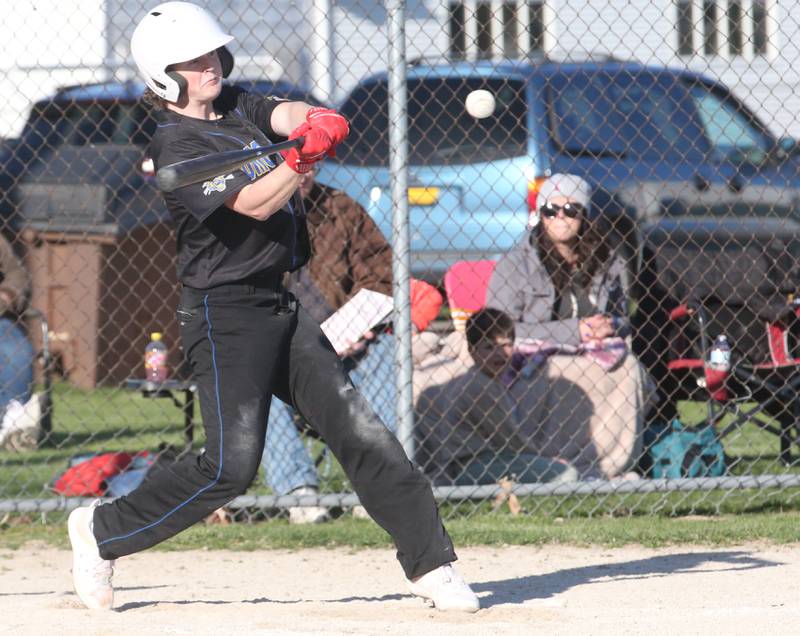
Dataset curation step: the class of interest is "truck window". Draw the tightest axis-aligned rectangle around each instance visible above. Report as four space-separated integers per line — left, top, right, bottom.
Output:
549 71 701 162
336 76 528 167
685 83 772 164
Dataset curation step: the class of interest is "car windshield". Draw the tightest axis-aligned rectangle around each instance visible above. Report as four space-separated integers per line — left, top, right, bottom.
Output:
13 80 319 161
684 81 773 164
335 76 528 166
548 71 699 161
16 100 157 157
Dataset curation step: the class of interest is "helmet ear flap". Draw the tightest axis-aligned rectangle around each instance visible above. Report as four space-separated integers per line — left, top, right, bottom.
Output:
165 70 188 96
218 46 233 77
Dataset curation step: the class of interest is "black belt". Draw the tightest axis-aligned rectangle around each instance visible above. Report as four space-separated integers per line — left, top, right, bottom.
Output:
182 272 283 294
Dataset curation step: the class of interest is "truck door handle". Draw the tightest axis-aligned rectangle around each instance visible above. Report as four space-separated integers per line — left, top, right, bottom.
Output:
728 176 744 193
693 174 710 191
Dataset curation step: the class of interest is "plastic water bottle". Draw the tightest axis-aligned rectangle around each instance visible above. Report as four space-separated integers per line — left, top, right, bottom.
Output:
144 332 168 382
708 334 731 372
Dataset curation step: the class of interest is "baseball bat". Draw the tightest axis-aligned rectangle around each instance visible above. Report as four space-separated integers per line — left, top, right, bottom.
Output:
155 137 305 192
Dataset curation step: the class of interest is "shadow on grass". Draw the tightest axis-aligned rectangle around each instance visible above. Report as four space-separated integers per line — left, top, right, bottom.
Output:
712 499 800 515
726 457 800 477
0 426 192 469
46 425 187 447
726 454 800 467
472 550 781 608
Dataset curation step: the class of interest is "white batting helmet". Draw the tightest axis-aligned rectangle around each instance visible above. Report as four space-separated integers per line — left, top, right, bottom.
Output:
131 2 234 102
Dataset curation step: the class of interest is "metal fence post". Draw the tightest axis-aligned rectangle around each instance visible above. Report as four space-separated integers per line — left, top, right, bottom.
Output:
386 0 414 460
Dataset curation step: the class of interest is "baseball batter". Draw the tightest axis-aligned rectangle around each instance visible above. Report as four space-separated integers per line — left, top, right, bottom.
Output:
66 1 478 614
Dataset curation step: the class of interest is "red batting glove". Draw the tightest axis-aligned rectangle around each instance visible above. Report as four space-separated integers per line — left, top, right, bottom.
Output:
281 122 332 174
306 107 350 156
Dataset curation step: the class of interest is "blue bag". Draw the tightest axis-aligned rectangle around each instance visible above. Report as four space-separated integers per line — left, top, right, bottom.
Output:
648 419 726 479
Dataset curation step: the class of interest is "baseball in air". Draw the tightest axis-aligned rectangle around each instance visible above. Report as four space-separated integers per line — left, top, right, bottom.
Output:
465 89 496 119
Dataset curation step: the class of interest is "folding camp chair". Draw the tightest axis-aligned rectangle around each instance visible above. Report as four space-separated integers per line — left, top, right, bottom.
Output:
639 218 800 466
662 300 800 465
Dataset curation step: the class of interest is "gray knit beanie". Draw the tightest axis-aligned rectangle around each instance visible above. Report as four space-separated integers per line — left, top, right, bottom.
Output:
536 173 591 210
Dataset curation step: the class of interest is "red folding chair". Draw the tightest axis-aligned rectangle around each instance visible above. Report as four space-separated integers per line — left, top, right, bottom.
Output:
665 300 800 465
442 259 496 329
639 219 800 465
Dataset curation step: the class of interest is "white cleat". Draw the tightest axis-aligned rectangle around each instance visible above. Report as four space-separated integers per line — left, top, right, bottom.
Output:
407 563 480 612
68 502 114 610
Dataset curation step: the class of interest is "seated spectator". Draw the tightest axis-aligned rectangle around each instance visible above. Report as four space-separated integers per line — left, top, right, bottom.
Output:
0 232 38 450
486 173 654 479
260 165 442 523
415 307 578 486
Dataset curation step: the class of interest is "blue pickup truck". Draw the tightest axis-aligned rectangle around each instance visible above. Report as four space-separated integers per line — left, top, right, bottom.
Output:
317 58 800 282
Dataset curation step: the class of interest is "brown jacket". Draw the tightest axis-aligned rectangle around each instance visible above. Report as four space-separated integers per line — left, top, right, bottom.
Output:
302 182 392 311
0 234 29 316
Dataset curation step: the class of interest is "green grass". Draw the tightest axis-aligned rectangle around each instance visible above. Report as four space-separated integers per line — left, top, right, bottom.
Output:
3 383 800 525
4 508 800 551
0 382 347 500
676 399 800 476
0 383 202 499
4 383 800 549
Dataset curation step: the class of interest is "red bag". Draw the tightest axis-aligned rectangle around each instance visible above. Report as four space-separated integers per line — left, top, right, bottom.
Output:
53 452 137 496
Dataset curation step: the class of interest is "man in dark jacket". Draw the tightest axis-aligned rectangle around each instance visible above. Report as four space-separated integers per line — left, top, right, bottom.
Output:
260 166 442 522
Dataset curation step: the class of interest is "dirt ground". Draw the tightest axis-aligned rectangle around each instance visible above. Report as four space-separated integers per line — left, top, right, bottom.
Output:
2 543 800 635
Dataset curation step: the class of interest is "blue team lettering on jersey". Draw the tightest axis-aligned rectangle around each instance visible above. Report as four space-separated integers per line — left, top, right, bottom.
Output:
241 140 277 180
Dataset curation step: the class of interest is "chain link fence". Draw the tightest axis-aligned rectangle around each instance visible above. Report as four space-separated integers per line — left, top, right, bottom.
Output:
2 0 800 521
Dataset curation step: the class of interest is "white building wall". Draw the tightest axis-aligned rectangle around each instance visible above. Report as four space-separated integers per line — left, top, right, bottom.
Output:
0 0 305 139
537 0 800 136
330 9 448 104
0 0 109 138
2 0 800 139
693 2 800 137
328 0 800 136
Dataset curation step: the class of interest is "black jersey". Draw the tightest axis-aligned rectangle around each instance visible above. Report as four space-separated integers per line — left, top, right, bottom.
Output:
150 85 310 289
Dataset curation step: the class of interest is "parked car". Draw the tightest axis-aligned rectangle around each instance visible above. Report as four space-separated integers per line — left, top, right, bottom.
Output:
317 58 800 282
0 78 322 234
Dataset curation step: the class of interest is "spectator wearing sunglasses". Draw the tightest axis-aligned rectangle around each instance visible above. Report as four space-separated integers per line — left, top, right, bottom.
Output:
486 173 654 480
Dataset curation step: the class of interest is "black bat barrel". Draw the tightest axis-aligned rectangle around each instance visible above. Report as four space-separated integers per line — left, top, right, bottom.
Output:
155 138 304 192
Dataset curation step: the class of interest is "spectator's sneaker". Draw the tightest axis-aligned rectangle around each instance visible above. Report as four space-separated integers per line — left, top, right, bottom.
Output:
406 563 480 612
0 394 41 450
287 487 330 525
351 505 371 520
22 393 41 430
68 501 114 610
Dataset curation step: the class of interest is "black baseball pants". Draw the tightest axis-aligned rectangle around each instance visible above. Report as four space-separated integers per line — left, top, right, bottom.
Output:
92 280 456 579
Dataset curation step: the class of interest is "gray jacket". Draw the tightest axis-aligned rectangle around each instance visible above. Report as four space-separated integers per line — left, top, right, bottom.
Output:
487 231 629 345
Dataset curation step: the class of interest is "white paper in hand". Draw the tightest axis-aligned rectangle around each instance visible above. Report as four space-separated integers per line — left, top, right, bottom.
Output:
321 289 394 355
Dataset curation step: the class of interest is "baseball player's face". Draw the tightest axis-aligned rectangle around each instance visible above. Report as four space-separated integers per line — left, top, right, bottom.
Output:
170 50 223 103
